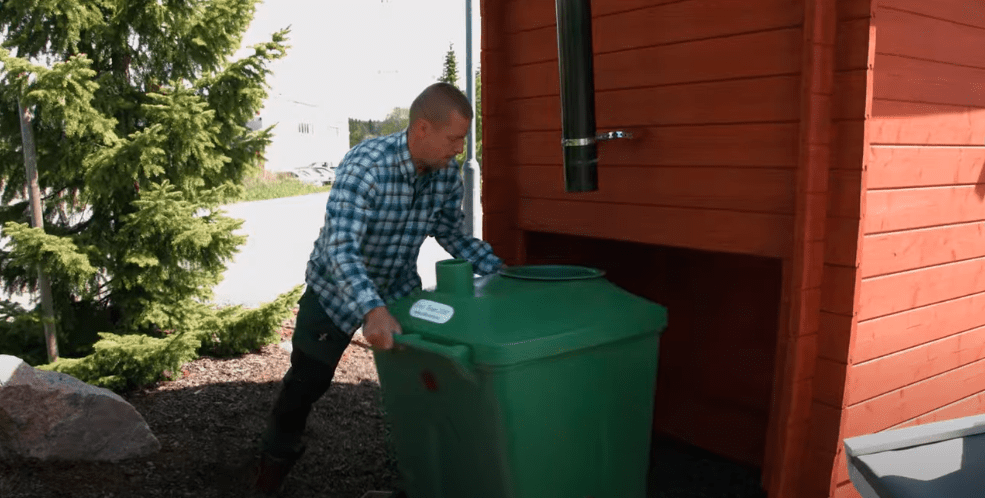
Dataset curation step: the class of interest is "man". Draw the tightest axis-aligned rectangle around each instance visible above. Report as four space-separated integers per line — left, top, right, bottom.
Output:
252 82 505 494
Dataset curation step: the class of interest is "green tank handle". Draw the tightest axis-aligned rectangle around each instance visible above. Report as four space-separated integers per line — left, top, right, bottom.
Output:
393 333 478 384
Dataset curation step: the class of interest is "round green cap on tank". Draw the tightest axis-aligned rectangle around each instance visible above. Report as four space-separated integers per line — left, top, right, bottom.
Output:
434 259 474 295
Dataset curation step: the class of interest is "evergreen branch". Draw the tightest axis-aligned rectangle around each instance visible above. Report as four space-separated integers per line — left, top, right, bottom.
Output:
3 221 97 289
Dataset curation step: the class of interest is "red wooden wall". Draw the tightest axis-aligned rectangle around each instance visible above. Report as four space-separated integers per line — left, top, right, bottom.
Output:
480 0 985 497
813 1 985 497
485 0 805 259
793 0 873 496
480 0 802 478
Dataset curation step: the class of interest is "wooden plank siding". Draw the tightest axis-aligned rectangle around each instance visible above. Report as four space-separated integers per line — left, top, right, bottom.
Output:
646 247 784 468
853 291 985 362
508 29 803 99
508 76 803 131
865 186 985 234
868 7 985 145
767 0 855 495
867 147 985 189
891 391 985 429
841 0 985 451
845 324 985 405
505 0 805 54
484 1 979 497
516 198 795 256
804 1 874 496
844 357 985 437
479 0 524 265
515 166 797 213
499 0 807 258
514 125 800 168
835 18 870 71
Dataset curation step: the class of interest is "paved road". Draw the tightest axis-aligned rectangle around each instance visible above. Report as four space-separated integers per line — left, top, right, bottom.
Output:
211 192 453 308
1 193 457 311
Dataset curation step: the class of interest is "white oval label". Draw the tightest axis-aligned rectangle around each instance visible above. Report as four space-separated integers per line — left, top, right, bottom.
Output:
410 299 454 324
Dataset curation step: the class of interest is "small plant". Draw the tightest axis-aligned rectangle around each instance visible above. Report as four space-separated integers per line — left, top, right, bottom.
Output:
36 285 303 393
197 284 302 357
38 329 200 392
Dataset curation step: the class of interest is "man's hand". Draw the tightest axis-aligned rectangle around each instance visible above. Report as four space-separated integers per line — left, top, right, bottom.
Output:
363 306 402 350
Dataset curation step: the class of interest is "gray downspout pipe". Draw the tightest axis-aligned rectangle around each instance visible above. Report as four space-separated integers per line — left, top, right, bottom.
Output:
556 0 598 192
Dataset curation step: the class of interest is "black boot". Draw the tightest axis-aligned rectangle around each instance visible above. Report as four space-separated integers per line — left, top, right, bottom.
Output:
251 452 297 496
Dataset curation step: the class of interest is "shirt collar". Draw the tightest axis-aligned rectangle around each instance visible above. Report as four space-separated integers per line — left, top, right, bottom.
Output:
398 129 416 179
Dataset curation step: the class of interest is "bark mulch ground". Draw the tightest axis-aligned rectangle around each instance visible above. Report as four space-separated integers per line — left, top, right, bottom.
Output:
0 309 399 498
0 308 768 498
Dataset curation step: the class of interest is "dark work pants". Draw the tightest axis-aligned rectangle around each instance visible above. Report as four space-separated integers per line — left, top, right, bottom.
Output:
259 289 353 461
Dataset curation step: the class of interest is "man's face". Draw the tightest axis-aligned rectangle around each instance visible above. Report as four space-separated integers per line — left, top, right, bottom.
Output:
420 111 469 171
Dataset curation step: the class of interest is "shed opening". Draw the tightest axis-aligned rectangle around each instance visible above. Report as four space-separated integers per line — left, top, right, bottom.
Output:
524 231 781 489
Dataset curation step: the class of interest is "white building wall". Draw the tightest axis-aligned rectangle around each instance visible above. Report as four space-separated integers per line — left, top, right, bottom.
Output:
254 95 350 172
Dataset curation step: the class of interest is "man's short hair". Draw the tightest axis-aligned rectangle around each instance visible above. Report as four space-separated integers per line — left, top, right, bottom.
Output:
409 82 473 128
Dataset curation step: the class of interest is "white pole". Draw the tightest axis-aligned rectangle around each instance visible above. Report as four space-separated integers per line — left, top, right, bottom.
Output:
462 0 481 238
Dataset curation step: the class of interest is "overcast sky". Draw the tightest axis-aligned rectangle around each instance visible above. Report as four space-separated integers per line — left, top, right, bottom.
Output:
236 0 481 121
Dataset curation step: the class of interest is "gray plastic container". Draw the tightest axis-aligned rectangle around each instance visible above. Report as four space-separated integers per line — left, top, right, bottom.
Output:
843 413 985 498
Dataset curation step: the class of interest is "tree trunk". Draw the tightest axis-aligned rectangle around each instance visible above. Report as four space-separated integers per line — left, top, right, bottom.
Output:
17 98 59 363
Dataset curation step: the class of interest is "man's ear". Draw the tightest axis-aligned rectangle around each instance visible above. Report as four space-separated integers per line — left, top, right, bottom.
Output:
409 118 426 137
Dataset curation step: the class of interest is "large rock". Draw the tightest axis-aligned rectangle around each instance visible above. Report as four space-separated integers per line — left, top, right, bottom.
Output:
0 354 160 462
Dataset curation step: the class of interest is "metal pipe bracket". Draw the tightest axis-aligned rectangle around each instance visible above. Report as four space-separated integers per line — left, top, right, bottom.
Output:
561 131 634 148
596 130 633 141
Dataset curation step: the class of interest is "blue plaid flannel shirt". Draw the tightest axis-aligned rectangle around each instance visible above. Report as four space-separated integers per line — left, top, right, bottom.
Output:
305 129 504 336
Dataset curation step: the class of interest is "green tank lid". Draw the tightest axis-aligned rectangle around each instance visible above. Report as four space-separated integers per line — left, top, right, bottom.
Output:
389 260 668 368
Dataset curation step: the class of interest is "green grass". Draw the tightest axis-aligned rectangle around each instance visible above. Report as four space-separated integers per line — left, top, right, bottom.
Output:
234 170 331 203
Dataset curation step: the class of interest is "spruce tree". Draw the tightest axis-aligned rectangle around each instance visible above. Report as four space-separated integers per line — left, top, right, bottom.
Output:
0 0 289 362
440 43 459 87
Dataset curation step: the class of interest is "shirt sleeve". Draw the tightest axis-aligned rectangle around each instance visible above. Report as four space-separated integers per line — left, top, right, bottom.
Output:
430 170 505 276
322 164 387 317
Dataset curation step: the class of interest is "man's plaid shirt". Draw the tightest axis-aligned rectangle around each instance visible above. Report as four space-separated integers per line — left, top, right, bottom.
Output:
305 129 503 336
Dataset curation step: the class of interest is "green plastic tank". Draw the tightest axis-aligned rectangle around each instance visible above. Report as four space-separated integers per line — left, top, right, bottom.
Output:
374 259 668 498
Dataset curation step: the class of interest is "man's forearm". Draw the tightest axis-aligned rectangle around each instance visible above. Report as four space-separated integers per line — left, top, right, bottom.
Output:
325 244 386 316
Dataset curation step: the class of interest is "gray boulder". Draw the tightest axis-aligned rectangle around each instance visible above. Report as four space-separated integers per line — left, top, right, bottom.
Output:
0 354 160 462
